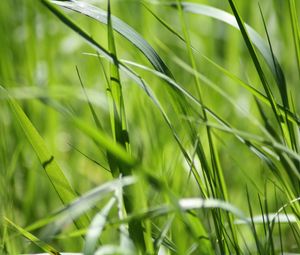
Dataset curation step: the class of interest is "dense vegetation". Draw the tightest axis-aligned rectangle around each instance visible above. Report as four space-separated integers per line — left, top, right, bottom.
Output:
1 0 300 254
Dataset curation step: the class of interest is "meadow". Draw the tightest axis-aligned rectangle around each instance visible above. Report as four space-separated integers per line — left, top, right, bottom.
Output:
1 0 300 254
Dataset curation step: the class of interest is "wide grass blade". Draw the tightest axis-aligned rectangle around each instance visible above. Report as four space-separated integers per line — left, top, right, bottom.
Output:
4 90 90 230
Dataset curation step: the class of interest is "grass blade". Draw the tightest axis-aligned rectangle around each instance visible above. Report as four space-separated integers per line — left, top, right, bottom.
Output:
163 1 286 92
84 197 116 255
5 217 61 255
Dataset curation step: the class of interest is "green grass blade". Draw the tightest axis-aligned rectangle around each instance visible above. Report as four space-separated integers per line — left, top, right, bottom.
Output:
258 4 288 108
176 1 238 251
68 143 110 173
153 215 174 253
107 0 122 136
72 117 136 167
106 0 129 172
163 1 286 92
245 189 263 254
5 92 90 230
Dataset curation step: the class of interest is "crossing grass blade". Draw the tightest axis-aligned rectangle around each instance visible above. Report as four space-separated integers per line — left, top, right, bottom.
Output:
51 0 173 78
226 0 285 137
200 56 300 125
176 2 239 252
162 1 286 93
40 0 206 198
165 0 287 137
4 89 90 230
141 5 300 126
109 197 247 225
116 58 300 185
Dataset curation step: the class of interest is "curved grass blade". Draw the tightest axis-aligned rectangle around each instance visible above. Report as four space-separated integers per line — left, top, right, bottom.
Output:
51 0 173 78
140 6 299 125
117 58 300 183
234 213 297 225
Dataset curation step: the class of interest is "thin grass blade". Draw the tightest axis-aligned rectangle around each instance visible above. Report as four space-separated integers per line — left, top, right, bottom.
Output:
4 217 61 255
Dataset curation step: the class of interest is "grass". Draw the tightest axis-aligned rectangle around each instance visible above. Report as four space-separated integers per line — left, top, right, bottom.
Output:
1 0 300 254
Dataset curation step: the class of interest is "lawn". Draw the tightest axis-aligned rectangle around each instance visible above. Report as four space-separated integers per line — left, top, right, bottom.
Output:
1 0 300 254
